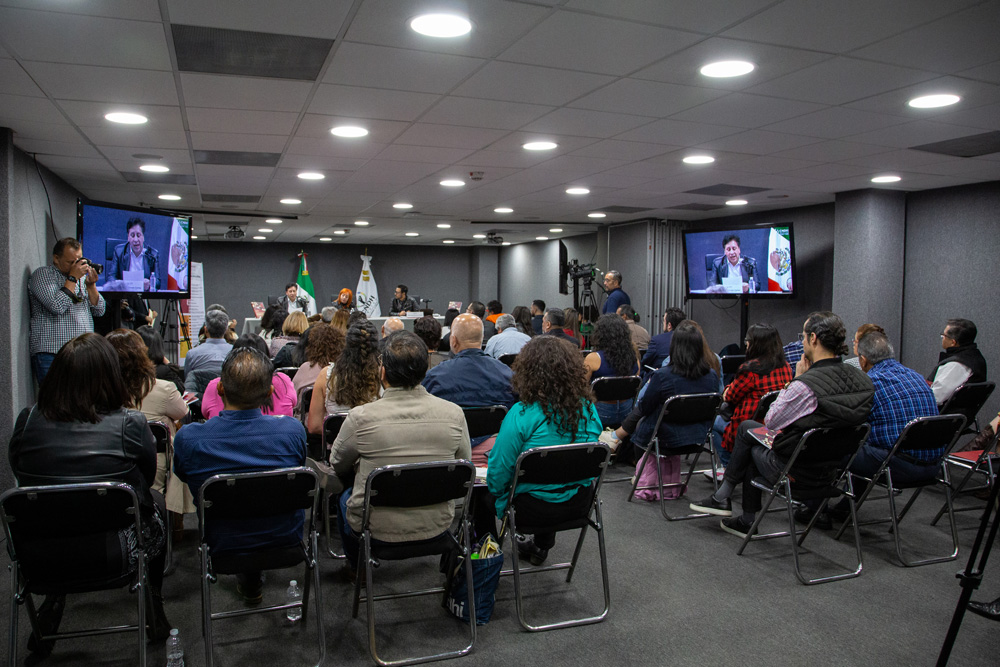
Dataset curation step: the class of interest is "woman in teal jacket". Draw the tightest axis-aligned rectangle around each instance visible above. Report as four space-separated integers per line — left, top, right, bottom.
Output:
487 335 603 565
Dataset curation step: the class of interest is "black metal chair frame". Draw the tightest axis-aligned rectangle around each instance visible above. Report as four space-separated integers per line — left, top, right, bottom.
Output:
627 393 723 520
147 420 174 575
940 381 995 437
932 426 1000 526
322 412 350 560
500 442 612 632
462 405 508 440
498 353 518 368
833 415 966 567
276 366 300 379
750 391 780 424
2 482 150 667
590 375 643 484
720 354 746 376
197 467 325 667
351 460 477 666
735 425 870 585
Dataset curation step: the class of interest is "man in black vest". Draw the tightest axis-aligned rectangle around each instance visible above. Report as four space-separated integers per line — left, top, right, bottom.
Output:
927 318 987 406
690 311 874 537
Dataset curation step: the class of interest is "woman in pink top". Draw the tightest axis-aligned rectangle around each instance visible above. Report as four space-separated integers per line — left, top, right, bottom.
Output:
201 334 297 419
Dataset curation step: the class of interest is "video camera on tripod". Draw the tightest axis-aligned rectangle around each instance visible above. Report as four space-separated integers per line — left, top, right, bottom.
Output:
567 259 600 283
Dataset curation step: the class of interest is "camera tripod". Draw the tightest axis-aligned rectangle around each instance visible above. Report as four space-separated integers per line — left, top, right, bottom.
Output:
574 277 601 347
158 299 192 365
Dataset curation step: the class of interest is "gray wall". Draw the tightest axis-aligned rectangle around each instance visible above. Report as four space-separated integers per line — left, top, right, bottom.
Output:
902 181 1000 421
606 221 652 321
689 203 836 352
832 189 907 352
497 233 598 314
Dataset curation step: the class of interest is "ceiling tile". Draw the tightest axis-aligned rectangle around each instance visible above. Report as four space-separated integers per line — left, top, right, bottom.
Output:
24 62 179 105
419 96 554 130
324 42 485 93
165 0 353 40
81 126 189 149
11 121 82 143
669 93 826 128
287 136 387 160
0 94 66 125
179 73 313 112
957 60 1000 85
346 160 442 186
0 0 162 21
762 107 908 139
186 107 299 135
190 132 288 153
374 144 475 164
839 149 958 170
563 0 775 34
0 8 170 69
58 100 184 130
771 140 891 162
0 58 45 97
724 155 822 174
932 103 1000 132
614 118 740 146
571 140 676 161
98 146 192 163
34 155 118 174
779 163 873 181
843 76 1000 117
308 84 440 122
452 61 613 106
278 154 367 171
846 120 988 149
522 108 655 139
698 129 821 155
498 10 702 76
569 78 727 117
745 57 935 106
394 123 509 150
13 137 101 158
294 114 409 143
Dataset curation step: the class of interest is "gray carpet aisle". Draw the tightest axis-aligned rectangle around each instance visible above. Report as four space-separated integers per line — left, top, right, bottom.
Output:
3 469 999 666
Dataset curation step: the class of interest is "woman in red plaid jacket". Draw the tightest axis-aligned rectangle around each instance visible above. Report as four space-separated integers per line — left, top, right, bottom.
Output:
713 324 793 471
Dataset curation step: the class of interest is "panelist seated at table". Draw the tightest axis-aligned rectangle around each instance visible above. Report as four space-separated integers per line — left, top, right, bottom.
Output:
107 217 159 291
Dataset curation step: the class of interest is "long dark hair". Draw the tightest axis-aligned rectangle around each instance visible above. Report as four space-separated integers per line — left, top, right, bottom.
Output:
38 333 128 423
668 322 711 380
136 324 166 364
329 320 380 408
511 336 594 441
511 305 535 337
105 329 157 408
591 314 636 376
744 323 787 375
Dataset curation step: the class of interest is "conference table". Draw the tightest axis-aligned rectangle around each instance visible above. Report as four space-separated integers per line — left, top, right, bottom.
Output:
242 314 444 336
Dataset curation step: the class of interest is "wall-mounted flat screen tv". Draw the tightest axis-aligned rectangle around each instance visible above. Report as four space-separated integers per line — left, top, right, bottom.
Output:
682 223 796 299
77 198 192 298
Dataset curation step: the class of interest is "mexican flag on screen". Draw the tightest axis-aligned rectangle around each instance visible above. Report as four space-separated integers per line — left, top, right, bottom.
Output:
356 255 381 317
166 217 189 291
767 226 792 292
296 251 317 315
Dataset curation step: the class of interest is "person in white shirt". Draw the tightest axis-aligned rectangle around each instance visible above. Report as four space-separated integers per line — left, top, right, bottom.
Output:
484 314 531 359
928 318 987 406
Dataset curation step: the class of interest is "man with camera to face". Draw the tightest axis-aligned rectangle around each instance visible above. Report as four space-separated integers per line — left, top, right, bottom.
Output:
28 237 106 383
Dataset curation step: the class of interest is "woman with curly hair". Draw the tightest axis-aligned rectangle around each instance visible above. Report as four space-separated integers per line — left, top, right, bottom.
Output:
201 334 297 419
584 314 640 427
307 320 381 434
486 336 603 565
511 305 535 337
293 324 346 393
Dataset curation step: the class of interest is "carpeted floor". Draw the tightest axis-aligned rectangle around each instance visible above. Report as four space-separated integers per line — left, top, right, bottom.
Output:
3 465 999 666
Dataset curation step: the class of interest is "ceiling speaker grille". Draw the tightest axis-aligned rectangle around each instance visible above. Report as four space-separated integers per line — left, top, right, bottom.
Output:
172 24 334 80
121 172 197 185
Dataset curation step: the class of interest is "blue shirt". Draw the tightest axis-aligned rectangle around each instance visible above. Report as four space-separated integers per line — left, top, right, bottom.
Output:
421 348 516 408
183 338 232 379
602 287 630 315
866 359 940 459
783 340 804 367
484 327 531 359
641 331 672 370
173 409 307 553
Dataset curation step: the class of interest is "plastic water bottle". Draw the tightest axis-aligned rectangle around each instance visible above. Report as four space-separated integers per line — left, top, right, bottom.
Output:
166 628 184 667
286 580 302 622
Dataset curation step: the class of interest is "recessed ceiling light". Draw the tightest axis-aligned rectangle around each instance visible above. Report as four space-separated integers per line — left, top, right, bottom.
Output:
139 164 169 173
494 207 513 213
280 198 301 205
410 13 472 38
549 228 563 233
536 236 549 241
393 203 413 209
105 112 147 124
908 94 960 109
158 194 181 201
330 126 368 138
473 234 486 239
871 175 902 183
405 232 420 237
523 141 557 151
440 179 465 187
436 223 451 229
700 61 755 78
725 199 748 206
587 213 606 218
354 220 369 226
319 237 332 241
501 241 511 246
683 155 715 164
333 230 347 235
265 218 282 224
190 235 198 239
443 239 455 244
253 236 266 240
258 228 273 233
298 171 324 180
566 187 590 195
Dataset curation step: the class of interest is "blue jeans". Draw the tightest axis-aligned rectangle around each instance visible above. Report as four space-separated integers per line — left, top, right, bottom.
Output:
596 399 634 429
711 415 731 467
32 353 56 384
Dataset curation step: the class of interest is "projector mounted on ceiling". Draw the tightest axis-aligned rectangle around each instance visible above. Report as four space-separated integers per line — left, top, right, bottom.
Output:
486 232 503 245
224 225 245 239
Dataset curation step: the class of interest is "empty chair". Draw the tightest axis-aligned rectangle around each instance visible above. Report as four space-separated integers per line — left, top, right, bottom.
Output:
939 381 995 437
498 353 518 368
934 426 1000 525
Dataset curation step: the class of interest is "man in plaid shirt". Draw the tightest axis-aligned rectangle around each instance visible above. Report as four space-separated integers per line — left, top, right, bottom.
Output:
28 238 105 382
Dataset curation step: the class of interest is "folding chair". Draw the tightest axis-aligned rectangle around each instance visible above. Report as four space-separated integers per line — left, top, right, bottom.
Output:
2 482 151 667
939 381 995 437
352 460 477 666
750 390 780 423
502 442 612 632
834 415 966 566
627 393 723 520
462 405 508 439
498 353 518 368
147 420 174 574
932 426 1000 526
591 376 642 483
197 467 325 667
735 425 870 585
720 354 745 386
276 366 300 380
321 413 350 560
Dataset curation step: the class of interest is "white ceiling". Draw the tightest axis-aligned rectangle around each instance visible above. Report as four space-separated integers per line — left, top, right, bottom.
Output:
1 0 998 246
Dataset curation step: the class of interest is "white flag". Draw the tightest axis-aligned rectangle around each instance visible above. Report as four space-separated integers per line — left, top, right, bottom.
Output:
767 226 792 292
356 255 381 317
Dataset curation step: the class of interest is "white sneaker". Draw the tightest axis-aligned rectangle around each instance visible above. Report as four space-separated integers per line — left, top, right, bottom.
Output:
702 468 725 482
598 428 621 452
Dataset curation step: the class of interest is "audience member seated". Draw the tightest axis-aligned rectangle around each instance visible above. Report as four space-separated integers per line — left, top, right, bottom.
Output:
197 303 238 345
9 333 172 650
330 309 350 332
260 304 286 341
486 336 603 565
413 315 449 369
530 299 545 335
173 345 308 605
711 324 793 474
330 331 471 569
485 299 505 325
321 306 336 324
274 320 310 369
928 318 987 406
618 305 650 350
467 301 496 341
689 311 874 537
422 313 516 409
484 313 531 359
202 334 296 420
641 307 686 370
510 305 536 337
307 320 381 435
541 307 577 345
381 316 404 339
137 324 184 393
584 314 640 427
563 307 585 349
844 323 885 369
783 338 804 369
601 321 719 462
269 310 307 359
293 324 345 394
440 307 459 341
184 309 233 379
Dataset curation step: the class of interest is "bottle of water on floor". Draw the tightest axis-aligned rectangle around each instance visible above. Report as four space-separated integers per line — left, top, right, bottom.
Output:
286 580 302 622
166 628 184 667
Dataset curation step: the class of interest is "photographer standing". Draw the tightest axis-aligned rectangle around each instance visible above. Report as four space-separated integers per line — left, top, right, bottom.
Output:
277 281 314 316
28 237 105 382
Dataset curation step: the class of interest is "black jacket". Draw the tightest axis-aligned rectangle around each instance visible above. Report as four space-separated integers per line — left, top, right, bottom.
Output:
108 243 159 290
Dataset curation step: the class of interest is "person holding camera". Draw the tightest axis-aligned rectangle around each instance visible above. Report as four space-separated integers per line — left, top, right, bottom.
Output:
28 237 106 383
277 281 314 316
